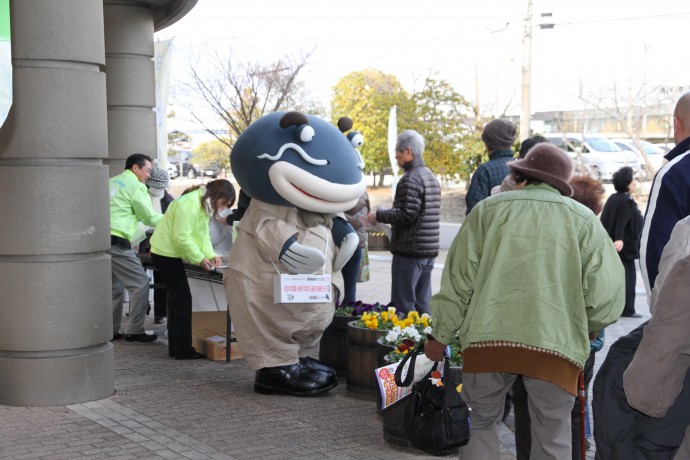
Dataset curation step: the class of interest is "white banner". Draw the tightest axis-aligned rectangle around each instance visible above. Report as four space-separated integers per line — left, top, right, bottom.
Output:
387 105 398 197
0 0 12 128
273 274 332 303
154 39 173 168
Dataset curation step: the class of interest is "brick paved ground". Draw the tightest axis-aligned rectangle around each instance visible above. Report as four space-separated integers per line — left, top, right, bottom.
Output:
0 250 647 459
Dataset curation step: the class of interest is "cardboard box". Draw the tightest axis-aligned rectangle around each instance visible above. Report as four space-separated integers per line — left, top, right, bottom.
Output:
192 311 227 332
191 311 242 361
192 328 243 361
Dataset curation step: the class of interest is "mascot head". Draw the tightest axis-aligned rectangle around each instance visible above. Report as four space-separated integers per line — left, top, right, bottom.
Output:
230 111 366 214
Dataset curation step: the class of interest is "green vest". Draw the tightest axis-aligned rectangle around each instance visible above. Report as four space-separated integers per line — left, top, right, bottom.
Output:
150 188 215 264
109 169 162 241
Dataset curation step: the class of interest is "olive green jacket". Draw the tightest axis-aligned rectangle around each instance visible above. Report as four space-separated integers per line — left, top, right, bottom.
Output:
431 183 625 367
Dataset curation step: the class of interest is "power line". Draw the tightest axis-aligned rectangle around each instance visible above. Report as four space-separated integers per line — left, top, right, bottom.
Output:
541 11 690 28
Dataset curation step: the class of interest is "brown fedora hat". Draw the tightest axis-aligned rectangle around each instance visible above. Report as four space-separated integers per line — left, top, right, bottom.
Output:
508 143 574 196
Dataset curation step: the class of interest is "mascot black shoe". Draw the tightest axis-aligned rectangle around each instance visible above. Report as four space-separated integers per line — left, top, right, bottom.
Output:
254 362 338 396
299 356 337 376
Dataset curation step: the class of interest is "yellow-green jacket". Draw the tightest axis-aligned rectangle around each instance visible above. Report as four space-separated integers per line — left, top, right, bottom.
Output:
109 169 162 241
150 188 215 264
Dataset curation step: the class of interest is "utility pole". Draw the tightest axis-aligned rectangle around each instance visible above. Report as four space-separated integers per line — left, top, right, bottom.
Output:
520 0 533 142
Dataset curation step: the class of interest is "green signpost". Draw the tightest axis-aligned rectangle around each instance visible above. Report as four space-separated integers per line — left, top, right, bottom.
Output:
0 0 11 127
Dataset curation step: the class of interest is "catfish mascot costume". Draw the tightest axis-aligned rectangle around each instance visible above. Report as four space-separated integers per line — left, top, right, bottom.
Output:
225 111 366 396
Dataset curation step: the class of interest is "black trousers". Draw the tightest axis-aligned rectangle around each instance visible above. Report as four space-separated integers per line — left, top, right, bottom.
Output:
621 257 637 316
153 270 168 318
151 253 195 358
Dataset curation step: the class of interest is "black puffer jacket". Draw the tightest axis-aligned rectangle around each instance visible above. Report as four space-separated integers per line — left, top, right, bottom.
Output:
376 156 440 258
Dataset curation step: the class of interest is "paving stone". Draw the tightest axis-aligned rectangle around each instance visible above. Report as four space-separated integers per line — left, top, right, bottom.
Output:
1 251 652 459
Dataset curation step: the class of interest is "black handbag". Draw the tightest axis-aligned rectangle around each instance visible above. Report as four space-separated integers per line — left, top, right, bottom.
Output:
394 342 470 453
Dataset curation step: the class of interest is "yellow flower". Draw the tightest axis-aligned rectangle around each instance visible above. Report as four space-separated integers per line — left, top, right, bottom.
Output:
365 318 379 330
403 318 413 328
408 311 420 321
387 306 396 315
380 311 389 322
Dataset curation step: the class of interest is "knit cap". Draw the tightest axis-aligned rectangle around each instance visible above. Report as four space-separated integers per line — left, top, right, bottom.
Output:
482 118 518 151
146 167 169 189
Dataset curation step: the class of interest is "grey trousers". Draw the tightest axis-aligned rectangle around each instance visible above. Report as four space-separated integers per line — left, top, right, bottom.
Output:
390 255 435 315
459 372 574 460
110 244 150 335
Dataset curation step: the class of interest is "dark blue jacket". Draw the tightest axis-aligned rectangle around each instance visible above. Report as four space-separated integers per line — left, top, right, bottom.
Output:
465 149 514 215
639 136 690 293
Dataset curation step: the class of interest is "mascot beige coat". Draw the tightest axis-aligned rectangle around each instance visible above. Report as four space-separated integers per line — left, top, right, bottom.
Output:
226 200 345 370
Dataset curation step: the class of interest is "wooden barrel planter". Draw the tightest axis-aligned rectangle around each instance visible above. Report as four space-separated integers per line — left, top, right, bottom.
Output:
346 321 386 399
382 365 463 456
319 315 357 375
367 230 390 251
376 336 396 367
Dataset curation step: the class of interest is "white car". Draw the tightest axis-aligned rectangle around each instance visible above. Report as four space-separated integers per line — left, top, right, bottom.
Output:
611 139 667 178
166 163 179 180
652 142 675 154
545 133 640 181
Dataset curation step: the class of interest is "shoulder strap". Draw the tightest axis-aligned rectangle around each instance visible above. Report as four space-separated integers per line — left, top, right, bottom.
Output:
394 342 425 387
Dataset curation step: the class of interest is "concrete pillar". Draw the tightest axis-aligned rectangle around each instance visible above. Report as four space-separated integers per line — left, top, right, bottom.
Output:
103 1 157 177
0 0 114 405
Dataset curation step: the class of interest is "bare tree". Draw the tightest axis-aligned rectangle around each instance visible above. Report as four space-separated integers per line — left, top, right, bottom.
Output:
176 46 319 149
577 79 675 178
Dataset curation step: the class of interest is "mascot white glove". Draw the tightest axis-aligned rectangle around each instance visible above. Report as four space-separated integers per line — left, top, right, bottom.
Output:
333 232 358 272
279 238 326 274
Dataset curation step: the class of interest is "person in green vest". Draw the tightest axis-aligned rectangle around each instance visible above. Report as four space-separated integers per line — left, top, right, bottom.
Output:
150 179 235 360
109 153 163 342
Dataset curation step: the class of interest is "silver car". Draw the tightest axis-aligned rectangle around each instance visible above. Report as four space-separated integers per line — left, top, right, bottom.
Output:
545 133 640 181
612 139 667 178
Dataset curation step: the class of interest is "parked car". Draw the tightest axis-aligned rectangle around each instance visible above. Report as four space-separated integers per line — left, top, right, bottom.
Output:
202 163 221 179
652 142 675 154
611 139 667 178
169 161 201 179
166 163 179 179
544 133 640 181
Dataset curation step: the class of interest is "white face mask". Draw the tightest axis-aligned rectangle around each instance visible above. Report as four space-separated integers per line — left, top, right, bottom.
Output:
148 187 164 198
216 207 232 219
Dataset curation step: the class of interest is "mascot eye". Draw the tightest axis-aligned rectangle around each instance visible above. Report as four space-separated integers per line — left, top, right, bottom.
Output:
347 132 364 148
297 124 315 143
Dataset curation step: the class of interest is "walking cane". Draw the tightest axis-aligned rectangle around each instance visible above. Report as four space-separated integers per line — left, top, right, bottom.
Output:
578 371 587 460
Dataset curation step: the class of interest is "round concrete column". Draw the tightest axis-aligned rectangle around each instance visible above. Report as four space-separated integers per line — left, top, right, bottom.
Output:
103 2 158 176
0 0 114 405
